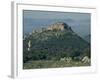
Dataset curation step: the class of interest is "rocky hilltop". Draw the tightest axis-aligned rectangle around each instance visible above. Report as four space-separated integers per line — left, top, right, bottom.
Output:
32 22 73 33
47 22 72 31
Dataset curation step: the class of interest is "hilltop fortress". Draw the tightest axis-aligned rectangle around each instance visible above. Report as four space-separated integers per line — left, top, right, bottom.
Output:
32 22 72 33
47 22 69 31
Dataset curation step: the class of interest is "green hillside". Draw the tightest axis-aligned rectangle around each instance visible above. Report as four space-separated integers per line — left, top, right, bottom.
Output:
23 22 90 64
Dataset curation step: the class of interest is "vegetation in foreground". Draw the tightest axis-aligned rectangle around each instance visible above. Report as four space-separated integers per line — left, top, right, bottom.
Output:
23 60 90 69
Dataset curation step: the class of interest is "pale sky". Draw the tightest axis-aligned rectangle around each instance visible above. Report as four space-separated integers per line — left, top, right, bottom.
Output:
23 10 90 20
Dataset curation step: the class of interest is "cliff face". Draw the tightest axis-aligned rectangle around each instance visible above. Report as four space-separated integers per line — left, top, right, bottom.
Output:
47 22 70 31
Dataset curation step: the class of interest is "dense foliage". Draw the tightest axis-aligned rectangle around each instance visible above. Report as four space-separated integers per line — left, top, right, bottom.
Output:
23 28 90 63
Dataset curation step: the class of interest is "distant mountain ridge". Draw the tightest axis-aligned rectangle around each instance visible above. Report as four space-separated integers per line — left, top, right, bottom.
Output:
24 18 90 38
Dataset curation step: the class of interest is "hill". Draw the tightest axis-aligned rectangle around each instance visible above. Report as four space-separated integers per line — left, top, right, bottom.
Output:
23 22 90 63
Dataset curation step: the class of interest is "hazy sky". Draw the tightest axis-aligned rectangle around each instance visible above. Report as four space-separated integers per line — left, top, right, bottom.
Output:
23 10 91 37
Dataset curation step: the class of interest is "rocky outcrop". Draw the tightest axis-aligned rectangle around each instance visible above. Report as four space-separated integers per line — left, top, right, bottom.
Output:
27 40 31 51
32 22 73 33
47 22 72 31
